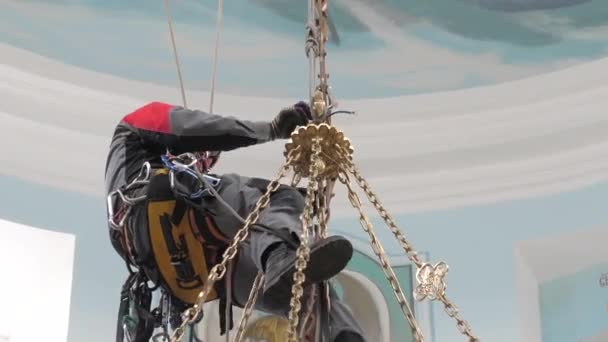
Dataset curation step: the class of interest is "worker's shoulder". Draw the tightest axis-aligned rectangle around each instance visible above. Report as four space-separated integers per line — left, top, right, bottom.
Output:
135 101 175 114
122 101 176 120
121 101 177 128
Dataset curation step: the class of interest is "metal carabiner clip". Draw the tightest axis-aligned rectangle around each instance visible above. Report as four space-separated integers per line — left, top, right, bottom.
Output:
107 190 130 230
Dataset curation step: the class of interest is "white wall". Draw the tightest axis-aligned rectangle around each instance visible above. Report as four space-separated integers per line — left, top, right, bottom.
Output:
583 330 608 342
514 227 608 342
514 247 542 342
0 219 75 342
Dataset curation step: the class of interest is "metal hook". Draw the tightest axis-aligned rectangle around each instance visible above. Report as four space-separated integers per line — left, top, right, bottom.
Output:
328 110 356 118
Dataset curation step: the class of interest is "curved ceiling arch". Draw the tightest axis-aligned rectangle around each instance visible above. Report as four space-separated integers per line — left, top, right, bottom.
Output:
1 43 607 217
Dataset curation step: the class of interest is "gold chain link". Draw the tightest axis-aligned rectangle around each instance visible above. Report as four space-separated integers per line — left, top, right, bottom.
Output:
169 150 298 342
337 146 422 268
233 272 265 342
339 147 479 341
439 294 479 342
299 177 331 341
318 178 330 238
286 137 323 342
338 171 425 342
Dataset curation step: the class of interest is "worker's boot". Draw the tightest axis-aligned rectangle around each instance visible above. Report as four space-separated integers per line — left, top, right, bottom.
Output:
262 235 353 297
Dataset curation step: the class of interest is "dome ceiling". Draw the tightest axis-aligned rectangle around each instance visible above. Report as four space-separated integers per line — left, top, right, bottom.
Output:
2 0 608 98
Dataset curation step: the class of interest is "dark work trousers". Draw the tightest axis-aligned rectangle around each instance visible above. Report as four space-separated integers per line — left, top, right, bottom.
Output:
202 173 367 341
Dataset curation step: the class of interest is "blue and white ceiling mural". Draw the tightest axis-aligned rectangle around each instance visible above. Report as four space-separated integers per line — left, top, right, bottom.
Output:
2 2 608 342
3 0 608 98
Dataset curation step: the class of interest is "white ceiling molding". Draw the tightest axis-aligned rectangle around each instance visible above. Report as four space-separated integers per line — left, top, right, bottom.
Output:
1 43 607 216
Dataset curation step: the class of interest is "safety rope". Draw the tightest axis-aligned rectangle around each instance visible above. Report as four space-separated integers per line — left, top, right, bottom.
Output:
163 0 223 114
161 1 233 340
163 0 188 108
209 0 224 114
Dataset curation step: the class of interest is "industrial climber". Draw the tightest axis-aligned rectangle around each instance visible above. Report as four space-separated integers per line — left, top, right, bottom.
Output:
105 100 367 341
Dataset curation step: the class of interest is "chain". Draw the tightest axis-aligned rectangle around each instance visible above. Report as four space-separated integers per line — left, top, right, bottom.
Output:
307 0 333 122
440 294 479 342
313 0 329 94
318 178 329 238
337 148 422 268
286 137 323 342
169 150 298 342
298 176 331 341
233 272 265 342
338 171 425 342
338 146 479 341
316 181 331 340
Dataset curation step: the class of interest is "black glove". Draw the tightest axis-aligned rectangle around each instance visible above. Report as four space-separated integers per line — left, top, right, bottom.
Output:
270 101 312 139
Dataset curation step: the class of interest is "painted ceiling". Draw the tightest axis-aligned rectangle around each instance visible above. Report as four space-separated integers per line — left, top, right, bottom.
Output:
2 0 608 98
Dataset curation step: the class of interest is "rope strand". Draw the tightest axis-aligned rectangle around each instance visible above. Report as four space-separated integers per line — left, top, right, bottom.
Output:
163 0 188 108
209 0 224 114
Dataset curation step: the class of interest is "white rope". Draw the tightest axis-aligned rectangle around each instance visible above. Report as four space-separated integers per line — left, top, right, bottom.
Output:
209 0 224 114
161 2 231 340
163 0 188 108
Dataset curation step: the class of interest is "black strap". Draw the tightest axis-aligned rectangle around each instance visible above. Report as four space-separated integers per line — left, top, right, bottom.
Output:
160 214 181 256
160 212 204 290
216 249 234 335
116 272 156 342
116 273 137 342
171 198 189 225
218 296 234 335
321 283 332 340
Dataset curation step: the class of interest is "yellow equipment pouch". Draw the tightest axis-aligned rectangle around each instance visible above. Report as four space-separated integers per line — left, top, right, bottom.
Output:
145 169 228 305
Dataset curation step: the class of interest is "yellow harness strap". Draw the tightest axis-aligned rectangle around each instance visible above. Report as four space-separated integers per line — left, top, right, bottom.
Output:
146 169 219 305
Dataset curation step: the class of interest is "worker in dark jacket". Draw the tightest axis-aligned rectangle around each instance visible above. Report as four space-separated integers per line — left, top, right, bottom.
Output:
105 101 366 341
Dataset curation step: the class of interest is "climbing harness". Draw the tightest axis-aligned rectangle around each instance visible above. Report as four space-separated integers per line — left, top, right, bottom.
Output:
152 0 481 341
109 152 233 342
106 151 220 235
